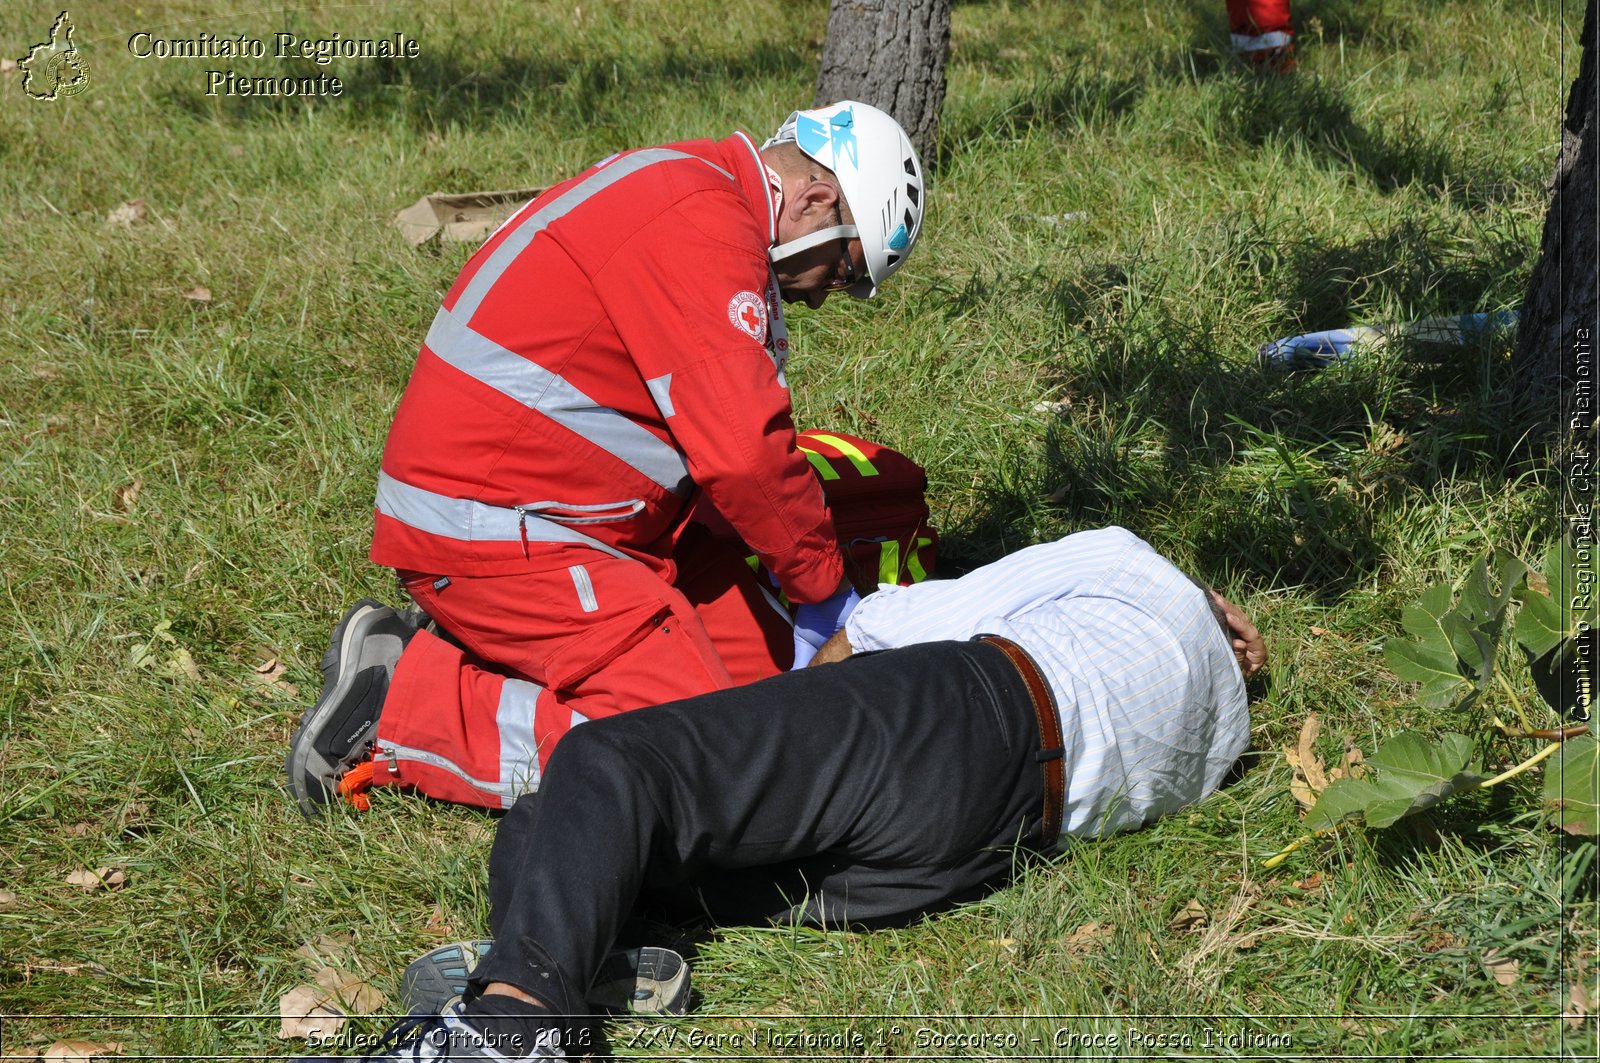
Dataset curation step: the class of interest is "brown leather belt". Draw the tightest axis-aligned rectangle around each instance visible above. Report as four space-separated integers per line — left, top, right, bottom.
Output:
977 635 1065 840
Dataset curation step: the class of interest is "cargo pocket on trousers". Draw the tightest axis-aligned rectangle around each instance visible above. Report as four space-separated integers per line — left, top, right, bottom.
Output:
538 600 675 695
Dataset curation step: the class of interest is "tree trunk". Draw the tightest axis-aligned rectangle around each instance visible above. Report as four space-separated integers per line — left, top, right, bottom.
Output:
814 0 952 158
1514 0 1598 432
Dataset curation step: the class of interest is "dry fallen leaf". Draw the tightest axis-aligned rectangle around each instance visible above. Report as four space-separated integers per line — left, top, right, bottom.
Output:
1061 921 1114 954
1293 872 1325 891
251 657 300 698
1527 570 1550 596
0 889 18 909
168 647 202 683
1332 739 1366 782
1168 898 1208 933
1421 931 1461 952
1310 626 1328 636
311 966 388 1013
117 800 151 831
422 903 455 938
1296 715 1328 792
0 58 17 75
106 200 146 227
65 867 126 892
1483 949 1520 987
278 983 347 1041
294 933 353 967
112 480 142 514
1565 982 1594 1029
42 1040 125 1061
1285 714 1329 809
182 286 212 303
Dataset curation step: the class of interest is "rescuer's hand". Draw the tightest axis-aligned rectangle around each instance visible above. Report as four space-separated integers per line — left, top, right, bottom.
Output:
791 585 862 669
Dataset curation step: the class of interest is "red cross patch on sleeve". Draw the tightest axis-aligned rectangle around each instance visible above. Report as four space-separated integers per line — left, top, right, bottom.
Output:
727 290 768 342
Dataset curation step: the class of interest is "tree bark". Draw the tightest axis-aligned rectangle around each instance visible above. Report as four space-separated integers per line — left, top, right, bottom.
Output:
814 0 952 158
1514 0 1598 432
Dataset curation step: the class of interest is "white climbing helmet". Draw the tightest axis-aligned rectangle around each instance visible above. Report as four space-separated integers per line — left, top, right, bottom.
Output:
764 100 925 299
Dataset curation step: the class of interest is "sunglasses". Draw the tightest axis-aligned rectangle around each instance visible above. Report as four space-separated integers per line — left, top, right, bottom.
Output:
824 203 860 293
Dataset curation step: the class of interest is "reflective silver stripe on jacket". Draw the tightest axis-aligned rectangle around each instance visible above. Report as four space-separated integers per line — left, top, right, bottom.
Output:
645 373 675 419
453 147 735 322
425 306 692 495
375 471 635 561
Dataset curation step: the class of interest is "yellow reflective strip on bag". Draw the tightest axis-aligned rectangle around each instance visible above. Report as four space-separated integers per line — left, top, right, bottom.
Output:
803 433 878 477
906 536 932 582
745 554 762 574
877 539 901 585
797 445 841 480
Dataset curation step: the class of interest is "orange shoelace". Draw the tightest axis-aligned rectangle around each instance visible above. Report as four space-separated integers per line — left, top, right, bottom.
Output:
336 760 376 811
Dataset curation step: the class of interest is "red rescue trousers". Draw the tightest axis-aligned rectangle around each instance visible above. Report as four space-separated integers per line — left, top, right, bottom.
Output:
369 525 791 808
1227 0 1294 68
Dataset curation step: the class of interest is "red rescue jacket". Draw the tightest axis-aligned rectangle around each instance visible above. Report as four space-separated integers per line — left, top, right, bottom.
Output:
371 133 845 604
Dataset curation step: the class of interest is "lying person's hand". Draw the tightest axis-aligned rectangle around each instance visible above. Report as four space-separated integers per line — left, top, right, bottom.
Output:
1209 590 1266 680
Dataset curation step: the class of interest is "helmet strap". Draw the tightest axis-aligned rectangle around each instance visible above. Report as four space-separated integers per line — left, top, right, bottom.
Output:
768 223 857 267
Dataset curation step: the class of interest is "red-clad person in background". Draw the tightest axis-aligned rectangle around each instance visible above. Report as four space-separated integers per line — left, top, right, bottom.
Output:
286 102 927 813
1228 0 1295 70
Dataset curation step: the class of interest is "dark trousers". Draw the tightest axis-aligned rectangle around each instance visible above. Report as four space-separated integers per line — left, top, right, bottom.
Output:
471 640 1048 1011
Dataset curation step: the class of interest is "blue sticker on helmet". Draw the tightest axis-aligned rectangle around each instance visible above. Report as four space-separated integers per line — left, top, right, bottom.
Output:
795 114 830 157
887 223 910 251
795 107 859 169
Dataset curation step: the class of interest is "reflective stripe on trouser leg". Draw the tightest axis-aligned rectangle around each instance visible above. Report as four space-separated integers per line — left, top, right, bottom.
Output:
496 678 544 804
371 631 546 810
373 675 544 810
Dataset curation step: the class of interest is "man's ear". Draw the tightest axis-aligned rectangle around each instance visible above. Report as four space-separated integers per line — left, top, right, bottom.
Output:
786 177 840 222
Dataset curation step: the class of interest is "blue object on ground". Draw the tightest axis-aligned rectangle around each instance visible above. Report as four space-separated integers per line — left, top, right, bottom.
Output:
1259 310 1519 370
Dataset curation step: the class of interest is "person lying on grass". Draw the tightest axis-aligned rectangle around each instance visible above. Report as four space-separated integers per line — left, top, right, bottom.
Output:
295 526 1266 1063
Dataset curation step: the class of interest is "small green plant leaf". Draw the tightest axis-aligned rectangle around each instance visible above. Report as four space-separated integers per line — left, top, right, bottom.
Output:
1542 734 1600 836
1515 541 1598 718
1387 584 1473 708
1386 552 1525 714
1529 635 1597 723
1514 541 1577 657
1445 551 1525 684
1305 732 1484 831
1514 572 1568 659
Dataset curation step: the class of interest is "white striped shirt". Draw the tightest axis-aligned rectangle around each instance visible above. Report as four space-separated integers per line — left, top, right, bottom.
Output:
845 527 1249 838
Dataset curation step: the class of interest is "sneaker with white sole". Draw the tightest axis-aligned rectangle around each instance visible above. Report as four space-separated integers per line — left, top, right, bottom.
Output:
402 940 690 1017
284 599 420 816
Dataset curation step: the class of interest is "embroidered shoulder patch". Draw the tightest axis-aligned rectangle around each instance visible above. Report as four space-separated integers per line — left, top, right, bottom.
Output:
727 290 768 342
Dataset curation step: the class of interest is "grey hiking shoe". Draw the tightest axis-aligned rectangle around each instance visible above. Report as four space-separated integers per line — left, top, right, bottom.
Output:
402 940 690 1017
284 599 420 816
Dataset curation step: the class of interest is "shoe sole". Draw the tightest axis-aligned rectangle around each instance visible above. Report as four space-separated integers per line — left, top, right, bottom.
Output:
593 945 689 1016
402 940 690 1017
283 599 388 817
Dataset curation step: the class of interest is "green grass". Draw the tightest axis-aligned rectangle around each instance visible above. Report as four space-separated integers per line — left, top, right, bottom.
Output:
0 0 1594 1058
